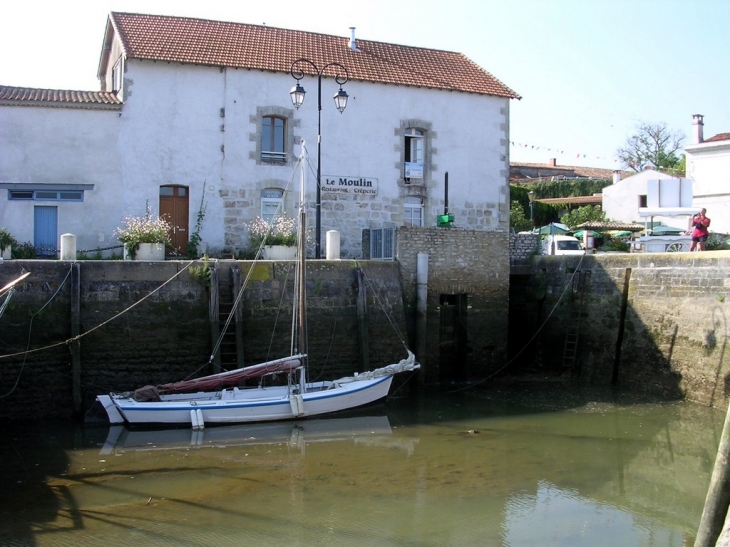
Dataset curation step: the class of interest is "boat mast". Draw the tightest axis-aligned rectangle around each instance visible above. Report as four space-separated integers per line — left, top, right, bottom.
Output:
297 144 308 390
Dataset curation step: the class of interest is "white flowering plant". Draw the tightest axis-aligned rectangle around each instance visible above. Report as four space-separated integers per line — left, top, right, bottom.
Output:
247 214 298 248
113 203 171 258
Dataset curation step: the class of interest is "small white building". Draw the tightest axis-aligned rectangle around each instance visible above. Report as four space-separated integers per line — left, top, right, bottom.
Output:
685 114 730 235
0 13 520 258
602 169 693 230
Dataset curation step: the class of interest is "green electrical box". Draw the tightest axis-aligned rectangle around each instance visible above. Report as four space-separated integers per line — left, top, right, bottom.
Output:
437 213 454 227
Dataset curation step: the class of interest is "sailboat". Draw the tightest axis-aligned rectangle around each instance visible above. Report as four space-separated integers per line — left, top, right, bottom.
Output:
97 145 419 428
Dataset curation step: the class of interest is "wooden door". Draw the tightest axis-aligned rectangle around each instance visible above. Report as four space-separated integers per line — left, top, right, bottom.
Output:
159 186 189 255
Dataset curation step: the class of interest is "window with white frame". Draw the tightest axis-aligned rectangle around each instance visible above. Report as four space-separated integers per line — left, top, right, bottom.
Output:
404 198 424 227
404 128 424 182
261 116 286 163
261 189 285 222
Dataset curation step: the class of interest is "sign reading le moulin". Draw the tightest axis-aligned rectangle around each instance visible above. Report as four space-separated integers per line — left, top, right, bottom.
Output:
322 175 378 195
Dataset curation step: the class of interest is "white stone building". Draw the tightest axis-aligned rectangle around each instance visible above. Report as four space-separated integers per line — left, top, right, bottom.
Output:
685 114 730 235
0 12 519 258
602 169 692 230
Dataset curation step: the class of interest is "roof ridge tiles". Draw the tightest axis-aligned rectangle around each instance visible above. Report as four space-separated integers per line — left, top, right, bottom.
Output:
106 12 520 99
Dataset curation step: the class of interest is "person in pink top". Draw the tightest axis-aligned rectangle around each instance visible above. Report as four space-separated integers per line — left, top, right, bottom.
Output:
689 208 711 251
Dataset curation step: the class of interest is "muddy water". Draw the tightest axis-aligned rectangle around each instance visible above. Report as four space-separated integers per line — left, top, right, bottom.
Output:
0 383 723 546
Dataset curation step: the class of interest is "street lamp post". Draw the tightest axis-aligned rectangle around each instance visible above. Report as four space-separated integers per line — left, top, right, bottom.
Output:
289 58 349 259
528 190 536 226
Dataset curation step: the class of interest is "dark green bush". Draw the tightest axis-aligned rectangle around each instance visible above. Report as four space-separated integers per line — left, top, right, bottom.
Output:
12 242 38 259
598 239 630 252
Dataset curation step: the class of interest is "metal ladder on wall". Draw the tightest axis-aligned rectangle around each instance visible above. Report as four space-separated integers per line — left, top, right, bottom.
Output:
562 269 590 374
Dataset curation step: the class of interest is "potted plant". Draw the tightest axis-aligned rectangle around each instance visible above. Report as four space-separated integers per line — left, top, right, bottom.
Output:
246 214 297 259
114 203 171 260
0 228 18 260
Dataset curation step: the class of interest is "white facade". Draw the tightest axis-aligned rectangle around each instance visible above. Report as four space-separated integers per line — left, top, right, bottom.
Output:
685 136 730 236
602 169 692 230
0 104 123 253
0 18 515 259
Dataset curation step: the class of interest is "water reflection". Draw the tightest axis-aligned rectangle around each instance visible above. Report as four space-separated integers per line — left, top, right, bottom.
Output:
0 386 722 546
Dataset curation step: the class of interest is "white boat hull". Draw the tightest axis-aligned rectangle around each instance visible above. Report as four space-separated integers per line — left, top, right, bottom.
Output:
98 375 394 427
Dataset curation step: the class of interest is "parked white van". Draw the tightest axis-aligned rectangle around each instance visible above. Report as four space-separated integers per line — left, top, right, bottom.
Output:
542 235 585 256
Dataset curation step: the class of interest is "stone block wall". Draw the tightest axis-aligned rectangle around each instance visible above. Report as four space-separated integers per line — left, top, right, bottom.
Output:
510 251 730 407
510 232 540 265
0 259 409 421
395 226 510 383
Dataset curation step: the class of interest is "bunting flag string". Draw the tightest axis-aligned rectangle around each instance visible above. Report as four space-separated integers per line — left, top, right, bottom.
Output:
509 141 619 163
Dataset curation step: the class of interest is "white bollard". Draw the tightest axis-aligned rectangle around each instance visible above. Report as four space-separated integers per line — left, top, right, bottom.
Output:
326 230 340 260
60 233 77 260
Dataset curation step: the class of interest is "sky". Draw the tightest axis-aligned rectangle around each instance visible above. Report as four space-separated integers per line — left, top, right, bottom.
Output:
1 0 728 170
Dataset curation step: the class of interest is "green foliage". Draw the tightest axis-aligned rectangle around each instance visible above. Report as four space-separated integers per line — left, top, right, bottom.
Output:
511 181 611 228
598 239 630 252
76 251 103 260
12 242 37 259
189 254 212 287
560 206 607 230
187 189 208 259
528 179 613 199
617 121 685 172
706 233 730 251
0 228 18 253
509 200 533 232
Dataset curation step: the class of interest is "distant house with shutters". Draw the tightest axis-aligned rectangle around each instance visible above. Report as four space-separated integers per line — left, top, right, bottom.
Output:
0 12 520 258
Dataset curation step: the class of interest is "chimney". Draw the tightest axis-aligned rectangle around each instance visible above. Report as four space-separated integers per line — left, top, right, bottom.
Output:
549 158 557 167
349 27 359 51
692 114 704 144
612 170 621 184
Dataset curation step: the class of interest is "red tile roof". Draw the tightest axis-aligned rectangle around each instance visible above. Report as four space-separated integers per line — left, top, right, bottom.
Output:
536 195 603 206
108 12 520 99
705 133 730 143
0 85 122 108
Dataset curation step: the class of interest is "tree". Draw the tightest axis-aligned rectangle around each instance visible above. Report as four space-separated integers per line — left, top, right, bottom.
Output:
509 200 533 233
560 205 606 230
617 121 685 172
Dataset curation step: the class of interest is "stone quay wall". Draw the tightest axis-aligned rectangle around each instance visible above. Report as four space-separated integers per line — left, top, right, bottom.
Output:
510 232 540 266
509 251 730 407
395 226 511 384
0 259 408 421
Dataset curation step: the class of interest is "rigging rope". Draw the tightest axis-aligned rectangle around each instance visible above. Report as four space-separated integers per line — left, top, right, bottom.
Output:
301 152 413 357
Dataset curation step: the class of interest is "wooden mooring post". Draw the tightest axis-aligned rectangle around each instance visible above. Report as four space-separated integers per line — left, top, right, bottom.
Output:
356 268 370 371
695 401 730 547
71 262 82 417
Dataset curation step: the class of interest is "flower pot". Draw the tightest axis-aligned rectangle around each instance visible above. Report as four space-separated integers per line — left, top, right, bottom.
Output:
124 242 166 261
264 245 297 260
1 246 11 260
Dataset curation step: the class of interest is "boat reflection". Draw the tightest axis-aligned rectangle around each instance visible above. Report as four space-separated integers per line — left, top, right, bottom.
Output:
99 413 415 455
